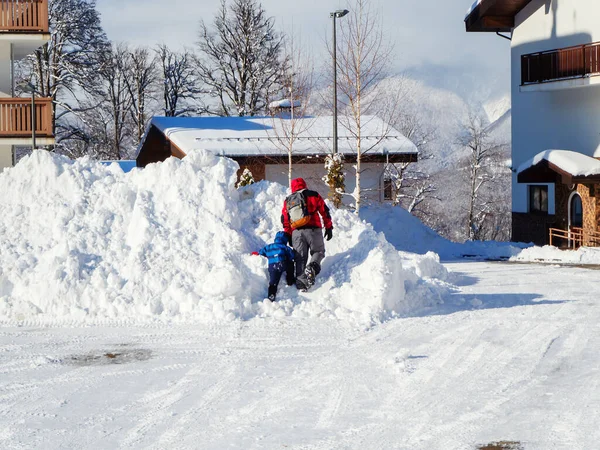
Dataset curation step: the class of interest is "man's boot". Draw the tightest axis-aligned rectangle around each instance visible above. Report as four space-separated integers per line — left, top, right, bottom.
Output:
304 262 321 288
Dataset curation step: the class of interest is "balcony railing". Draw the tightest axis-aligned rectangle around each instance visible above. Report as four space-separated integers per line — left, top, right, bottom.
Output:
549 226 600 249
0 0 49 33
0 97 53 137
521 41 600 85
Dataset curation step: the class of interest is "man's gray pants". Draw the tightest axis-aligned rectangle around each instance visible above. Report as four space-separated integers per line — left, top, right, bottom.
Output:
292 228 325 282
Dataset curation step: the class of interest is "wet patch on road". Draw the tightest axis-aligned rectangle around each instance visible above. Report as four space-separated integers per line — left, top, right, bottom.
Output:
66 348 152 366
477 441 523 450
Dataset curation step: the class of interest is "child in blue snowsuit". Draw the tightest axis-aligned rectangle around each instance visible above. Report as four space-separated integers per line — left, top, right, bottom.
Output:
254 231 296 301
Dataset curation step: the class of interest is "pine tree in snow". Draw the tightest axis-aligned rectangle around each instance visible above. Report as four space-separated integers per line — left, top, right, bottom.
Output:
323 154 345 208
237 168 255 188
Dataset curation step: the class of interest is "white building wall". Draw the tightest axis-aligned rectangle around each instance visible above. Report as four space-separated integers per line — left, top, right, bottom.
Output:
511 0 600 212
265 162 387 205
0 145 13 170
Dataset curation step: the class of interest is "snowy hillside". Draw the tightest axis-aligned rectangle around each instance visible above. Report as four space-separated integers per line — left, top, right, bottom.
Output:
0 151 452 327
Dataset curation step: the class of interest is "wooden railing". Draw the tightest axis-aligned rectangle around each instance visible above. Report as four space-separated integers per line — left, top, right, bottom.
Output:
549 226 600 249
521 41 600 85
0 97 53 137
0 0 48 33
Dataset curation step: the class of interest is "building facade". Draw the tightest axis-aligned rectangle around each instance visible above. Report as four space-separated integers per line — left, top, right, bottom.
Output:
0 0 54 170
135 115 418 205
466 0 600 246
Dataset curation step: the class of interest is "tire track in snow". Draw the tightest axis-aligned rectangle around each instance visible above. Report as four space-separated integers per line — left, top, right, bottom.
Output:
315 379 346 430
150 365 236 448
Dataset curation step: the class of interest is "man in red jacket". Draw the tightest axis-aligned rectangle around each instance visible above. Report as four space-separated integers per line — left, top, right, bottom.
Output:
281 178 333 290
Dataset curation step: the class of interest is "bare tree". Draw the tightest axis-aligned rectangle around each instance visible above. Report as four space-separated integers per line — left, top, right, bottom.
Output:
196 0 287 116
459 113 509 241
62 43 134 160
388 109 438 214
156 45 200 117
20 0 110 140
333 0 396 213
100 44 135 159
124 47 158 144
267 34 315 187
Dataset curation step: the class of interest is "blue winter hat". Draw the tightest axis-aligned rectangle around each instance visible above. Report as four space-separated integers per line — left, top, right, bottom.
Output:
274 231 288 244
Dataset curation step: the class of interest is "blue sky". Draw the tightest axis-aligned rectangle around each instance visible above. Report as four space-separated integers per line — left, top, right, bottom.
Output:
96 0 510 95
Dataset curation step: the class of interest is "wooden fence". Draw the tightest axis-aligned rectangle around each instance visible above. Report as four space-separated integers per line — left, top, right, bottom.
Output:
549 226 600 249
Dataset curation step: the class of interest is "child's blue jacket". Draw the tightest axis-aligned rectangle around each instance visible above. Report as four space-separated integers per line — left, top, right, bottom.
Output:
259 232 296 265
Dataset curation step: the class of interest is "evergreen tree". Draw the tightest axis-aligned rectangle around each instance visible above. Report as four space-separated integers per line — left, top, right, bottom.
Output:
237 168 255 188
323 154 345 208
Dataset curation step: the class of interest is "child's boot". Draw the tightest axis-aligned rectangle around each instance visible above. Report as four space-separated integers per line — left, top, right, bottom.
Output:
267 284 277 301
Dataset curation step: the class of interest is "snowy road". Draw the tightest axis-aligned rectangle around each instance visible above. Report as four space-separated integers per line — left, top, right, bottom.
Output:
1 261 600 450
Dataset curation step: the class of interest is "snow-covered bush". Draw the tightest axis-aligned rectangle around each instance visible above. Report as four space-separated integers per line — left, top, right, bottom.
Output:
323 153 345 208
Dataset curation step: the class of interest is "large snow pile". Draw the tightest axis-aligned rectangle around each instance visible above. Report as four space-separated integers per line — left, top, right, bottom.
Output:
0 151 450 326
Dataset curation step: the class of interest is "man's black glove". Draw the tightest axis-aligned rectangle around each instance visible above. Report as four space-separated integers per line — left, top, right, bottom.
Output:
285 232 293 245
324 228 333 241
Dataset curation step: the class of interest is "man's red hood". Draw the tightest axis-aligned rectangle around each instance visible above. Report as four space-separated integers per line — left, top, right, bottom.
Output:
291 178 307 193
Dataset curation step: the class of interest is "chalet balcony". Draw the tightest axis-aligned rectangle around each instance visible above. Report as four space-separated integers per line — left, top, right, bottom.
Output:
521 42 600 91
0 0 48 33
0 97 53 139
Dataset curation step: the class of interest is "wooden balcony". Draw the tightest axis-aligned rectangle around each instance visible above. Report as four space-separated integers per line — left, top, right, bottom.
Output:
0 0 48 33
522 42 600 85
0 97 53 138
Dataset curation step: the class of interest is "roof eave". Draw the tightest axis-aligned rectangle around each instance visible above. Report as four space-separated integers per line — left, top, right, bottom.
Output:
464 0 533 33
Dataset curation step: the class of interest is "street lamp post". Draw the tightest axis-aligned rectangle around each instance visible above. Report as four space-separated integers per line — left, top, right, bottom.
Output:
330 9 349 155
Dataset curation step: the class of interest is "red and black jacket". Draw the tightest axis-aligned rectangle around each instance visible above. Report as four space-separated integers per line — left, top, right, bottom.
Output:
281 178 333 235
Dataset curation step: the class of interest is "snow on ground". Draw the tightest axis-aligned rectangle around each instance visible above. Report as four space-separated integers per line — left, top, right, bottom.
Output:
1 261 600 449
3 151 600 448
511 245 600 265
0 150 448 327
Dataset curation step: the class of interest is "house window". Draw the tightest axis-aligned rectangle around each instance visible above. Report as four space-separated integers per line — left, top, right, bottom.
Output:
383 176 393 201
529 185 548 213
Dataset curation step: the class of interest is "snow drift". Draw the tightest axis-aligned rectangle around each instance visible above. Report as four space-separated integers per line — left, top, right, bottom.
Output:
0 151 449 326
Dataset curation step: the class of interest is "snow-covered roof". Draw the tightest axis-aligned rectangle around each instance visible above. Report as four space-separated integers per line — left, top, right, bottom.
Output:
517 150 600 178
465 0 482 18
268 99 302 109
147 115 417 157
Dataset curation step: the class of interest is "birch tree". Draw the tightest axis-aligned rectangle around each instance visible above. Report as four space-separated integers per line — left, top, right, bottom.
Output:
334 0 396 213
196 0 287 116
267 35 314 187
460 113 508 241
388 110 438 214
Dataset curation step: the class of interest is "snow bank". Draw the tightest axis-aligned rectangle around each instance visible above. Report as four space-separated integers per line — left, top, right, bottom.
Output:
511 245 600 265
0 151 449 326
360 205 528 260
